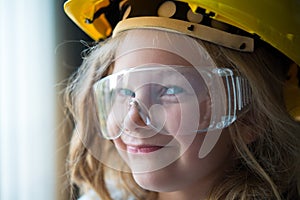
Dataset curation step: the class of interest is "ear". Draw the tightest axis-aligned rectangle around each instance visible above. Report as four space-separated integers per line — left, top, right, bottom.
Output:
237 122 258 144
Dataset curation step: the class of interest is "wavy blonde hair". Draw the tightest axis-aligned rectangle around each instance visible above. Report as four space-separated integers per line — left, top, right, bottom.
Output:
65 32 300 200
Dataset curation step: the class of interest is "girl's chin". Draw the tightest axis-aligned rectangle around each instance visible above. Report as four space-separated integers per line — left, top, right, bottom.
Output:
132 169 184 193
132 171 170 192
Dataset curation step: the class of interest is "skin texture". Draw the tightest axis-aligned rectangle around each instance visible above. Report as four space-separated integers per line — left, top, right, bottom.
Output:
110 47 235 199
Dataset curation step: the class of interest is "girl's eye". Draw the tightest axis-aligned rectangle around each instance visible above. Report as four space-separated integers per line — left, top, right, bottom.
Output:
163 86 184 96
117 88 135 97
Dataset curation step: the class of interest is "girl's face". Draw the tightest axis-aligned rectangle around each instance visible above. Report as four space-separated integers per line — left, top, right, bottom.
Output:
111 45 234 195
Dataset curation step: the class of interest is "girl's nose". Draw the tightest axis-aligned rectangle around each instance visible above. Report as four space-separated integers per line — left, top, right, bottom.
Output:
123 99 148 131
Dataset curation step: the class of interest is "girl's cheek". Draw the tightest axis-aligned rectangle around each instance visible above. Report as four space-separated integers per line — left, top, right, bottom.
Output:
164 107 182 135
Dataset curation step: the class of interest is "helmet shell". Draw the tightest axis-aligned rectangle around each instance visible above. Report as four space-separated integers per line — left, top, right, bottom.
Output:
64 0 300 65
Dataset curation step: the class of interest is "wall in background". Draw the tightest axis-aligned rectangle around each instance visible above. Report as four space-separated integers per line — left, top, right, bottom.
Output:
0 1 55 200
0 0 92 199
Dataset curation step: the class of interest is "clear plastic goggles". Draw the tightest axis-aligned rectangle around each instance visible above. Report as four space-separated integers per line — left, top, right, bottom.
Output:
93 65 250 140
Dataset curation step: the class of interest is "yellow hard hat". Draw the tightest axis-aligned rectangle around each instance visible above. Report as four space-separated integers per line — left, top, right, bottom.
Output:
64 0 300 66
64 0 112 40
64 0 300 119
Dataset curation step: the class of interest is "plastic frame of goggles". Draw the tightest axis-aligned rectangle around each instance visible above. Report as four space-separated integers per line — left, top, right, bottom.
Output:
211 68 251 130
93 66 251 139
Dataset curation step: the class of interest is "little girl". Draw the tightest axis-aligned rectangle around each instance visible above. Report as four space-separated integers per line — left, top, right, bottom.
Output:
64 0 300 199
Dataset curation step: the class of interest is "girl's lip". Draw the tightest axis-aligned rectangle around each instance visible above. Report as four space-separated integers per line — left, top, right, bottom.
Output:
126 145 164 154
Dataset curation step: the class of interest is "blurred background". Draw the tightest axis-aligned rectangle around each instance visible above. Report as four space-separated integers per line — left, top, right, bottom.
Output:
0 0 92 199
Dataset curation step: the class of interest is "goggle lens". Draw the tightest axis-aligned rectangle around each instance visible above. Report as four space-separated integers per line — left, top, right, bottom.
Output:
93 65 249 139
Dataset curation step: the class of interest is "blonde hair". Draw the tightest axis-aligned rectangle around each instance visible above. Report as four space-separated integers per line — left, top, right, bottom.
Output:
65 32 300 199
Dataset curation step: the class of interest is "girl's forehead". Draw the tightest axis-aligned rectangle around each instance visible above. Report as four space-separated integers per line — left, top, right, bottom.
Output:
113 49 192 73
114 29 216 69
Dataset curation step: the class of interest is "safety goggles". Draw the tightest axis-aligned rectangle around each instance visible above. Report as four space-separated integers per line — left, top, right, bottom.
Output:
93 65 250 139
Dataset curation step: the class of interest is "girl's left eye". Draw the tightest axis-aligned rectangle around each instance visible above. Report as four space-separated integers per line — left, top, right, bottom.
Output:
163 86 184 96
